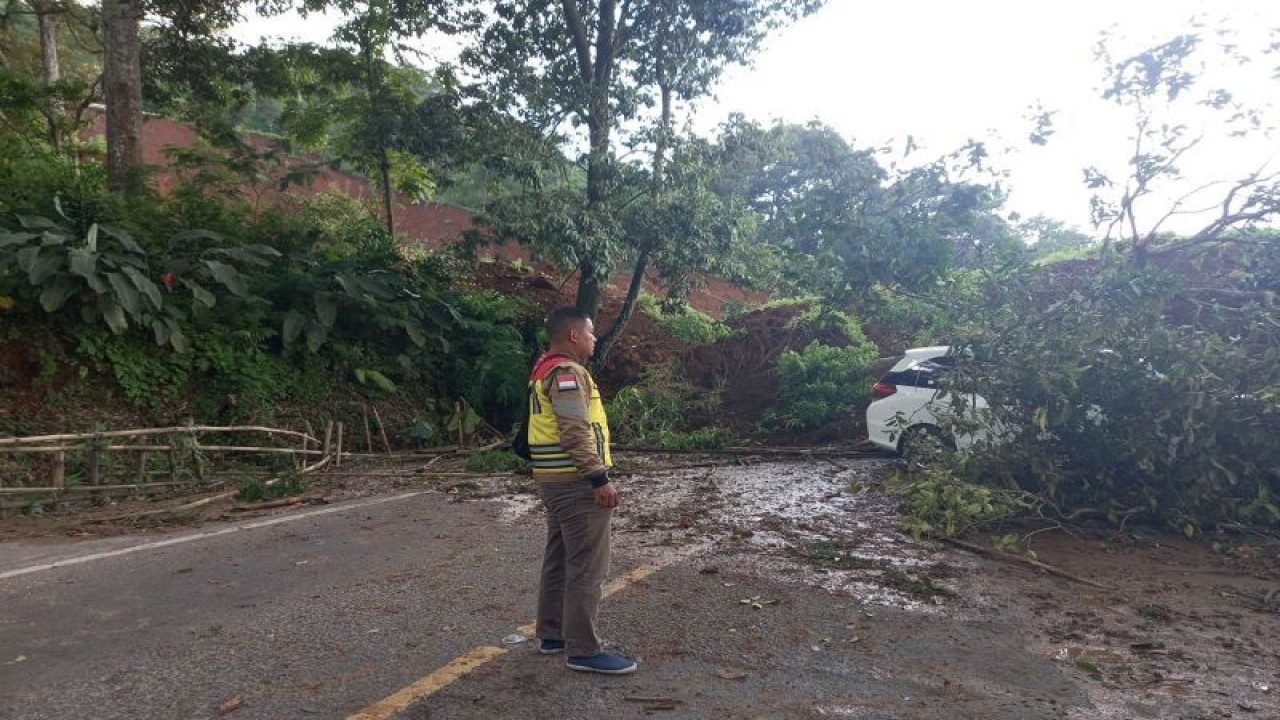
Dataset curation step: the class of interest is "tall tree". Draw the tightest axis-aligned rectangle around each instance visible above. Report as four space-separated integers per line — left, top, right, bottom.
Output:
101 0 143 192
709 117 1014 303
263 0 477 232
30 0 62 149
464 0 823 318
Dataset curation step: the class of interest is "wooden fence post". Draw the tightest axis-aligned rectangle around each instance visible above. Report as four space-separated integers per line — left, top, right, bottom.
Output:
51 450 66 488
85 433 101 486
335 422 344 467
323 421 334 466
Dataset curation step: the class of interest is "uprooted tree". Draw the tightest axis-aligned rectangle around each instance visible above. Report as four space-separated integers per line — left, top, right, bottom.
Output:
906 20 1280 538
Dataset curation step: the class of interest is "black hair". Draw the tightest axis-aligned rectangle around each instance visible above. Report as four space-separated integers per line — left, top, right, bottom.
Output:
547 306 591 341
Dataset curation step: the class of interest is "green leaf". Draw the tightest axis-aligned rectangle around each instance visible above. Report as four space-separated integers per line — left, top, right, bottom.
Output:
0 231 38 248
203 260 247 297
314 294 338 328
97 224 144 254
85 223 99 252
99 296 128 333
16 245 39 273
68 248 98 280
181 279 216 308
283 310 305 345
122 266 163 310
38 278 77 312
106 272 142 315
170 229 225 243
404 321 427 347
167 319 191 352
214 245 280 267
153 318 170 346
28 250 62 285
305 322 328 352
16 215 57 230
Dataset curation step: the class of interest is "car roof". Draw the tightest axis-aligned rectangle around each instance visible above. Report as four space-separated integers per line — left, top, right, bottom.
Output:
903 345 950 359
884 345 952 374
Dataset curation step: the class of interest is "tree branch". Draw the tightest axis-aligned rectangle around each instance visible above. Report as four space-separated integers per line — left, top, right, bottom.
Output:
611 0 633 59
593 0 616 86
560 0 593 84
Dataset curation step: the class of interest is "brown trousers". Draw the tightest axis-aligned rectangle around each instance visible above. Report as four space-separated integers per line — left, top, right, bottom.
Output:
536 480 613 657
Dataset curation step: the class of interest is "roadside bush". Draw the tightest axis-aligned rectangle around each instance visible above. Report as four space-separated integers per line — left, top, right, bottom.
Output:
609 362 730 446
638 293 732 344
465 450 524 473
889 461 1032 540
937 254 1280 534
768 333 878 430
434 289 529 417
649 427 735 451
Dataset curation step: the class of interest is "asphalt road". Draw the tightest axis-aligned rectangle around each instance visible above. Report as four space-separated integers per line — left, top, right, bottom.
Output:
1 470 1093 720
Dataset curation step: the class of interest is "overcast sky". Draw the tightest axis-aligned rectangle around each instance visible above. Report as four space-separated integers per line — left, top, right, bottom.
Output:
696 0 1280 234
233 1 1280 235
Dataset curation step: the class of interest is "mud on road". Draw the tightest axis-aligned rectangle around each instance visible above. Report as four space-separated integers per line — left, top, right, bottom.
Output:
3 453 1278 719
467 453 1279 720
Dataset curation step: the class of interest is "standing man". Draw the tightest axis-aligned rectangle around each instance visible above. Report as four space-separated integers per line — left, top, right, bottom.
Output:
525 307 637 675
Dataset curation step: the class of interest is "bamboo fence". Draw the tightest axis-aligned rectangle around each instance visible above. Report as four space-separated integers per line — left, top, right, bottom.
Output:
0 423 345 509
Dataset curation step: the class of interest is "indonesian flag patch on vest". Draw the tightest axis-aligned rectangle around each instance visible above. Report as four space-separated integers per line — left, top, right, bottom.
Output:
556 374 580 391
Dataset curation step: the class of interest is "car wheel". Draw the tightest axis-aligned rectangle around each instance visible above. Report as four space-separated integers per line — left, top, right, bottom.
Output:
898 425 953 464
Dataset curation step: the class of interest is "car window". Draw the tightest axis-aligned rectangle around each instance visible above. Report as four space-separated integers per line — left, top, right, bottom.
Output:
914 358 953 388
879 354 957 389
881 367 920 387
882 356 954 389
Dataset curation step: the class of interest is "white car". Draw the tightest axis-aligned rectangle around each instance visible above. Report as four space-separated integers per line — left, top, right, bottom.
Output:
865 346 992 456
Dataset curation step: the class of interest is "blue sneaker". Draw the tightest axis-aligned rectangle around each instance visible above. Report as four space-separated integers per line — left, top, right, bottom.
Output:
566 652 637 675
538 639 565 654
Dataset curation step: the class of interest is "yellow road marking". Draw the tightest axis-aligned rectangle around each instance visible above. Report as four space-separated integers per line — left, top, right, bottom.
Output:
347 646 507 720
347 563 663 720
603 563 660 596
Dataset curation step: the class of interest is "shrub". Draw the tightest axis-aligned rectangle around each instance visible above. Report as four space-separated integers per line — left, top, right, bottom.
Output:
941 255 1280 534
638 293 732 344
650 427 735 451
769 335 878 430
889 462 1031 539
465 450 524 473
609 362 729 446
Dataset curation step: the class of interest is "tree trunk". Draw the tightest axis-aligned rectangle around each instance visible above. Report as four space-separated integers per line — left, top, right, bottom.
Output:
380 145 395 234
570 0 619 320
102 0 144 193
594 75 673 369
34 0 63 151
577 259 603 317
593 245 650 370
577 108 611 318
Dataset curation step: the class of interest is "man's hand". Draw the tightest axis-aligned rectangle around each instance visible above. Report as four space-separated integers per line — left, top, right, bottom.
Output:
594 482 620 508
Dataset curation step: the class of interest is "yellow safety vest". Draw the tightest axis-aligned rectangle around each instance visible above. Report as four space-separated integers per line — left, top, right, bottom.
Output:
526 359 612 476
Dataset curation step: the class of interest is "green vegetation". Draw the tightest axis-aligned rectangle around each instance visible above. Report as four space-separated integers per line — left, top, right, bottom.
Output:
609 363 734 449
638 294 733 344
766 309 879 430
464 450 525 474
236 474 308 503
